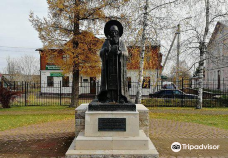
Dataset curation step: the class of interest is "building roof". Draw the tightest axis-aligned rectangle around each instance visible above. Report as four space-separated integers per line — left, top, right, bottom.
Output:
36 39 160 51
36 47 63 51
208 21 228 46
220 20 228 26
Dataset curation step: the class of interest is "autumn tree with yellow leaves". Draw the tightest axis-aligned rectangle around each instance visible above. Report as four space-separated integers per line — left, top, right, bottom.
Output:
127 44 162 70
29 0 129 107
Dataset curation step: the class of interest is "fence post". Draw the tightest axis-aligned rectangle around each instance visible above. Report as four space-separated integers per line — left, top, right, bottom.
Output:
157 80 159 92
96 81 98 96
60 81 62 105
27 82 29 94
181 78 184 107
213 79 214 91
27 82 29 105
25 82 27 106
22 81 23 92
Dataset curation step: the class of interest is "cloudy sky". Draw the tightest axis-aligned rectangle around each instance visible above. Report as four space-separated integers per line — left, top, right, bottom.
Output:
0 0 48 72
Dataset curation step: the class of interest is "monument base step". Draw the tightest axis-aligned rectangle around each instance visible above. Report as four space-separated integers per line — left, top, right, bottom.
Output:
65 130 159 158
76 130 148 150
66 137 159 158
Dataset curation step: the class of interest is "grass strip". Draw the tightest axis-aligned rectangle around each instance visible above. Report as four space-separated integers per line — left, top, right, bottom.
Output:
150 112 228 130
0 114 74 131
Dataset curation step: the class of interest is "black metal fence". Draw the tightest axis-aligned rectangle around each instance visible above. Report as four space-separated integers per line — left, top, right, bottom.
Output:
3 79 228 107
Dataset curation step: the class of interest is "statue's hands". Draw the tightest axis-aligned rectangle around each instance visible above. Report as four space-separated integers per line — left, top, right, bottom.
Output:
117 50 122 55
104 46 111 53
104 45 110 52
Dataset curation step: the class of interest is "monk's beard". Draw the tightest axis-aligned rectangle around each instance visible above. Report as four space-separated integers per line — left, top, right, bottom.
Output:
110 35 119 44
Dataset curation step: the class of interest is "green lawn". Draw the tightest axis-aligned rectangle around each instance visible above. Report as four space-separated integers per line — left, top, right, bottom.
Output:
1 106 228 132
0 106 75 131
149 107 228 130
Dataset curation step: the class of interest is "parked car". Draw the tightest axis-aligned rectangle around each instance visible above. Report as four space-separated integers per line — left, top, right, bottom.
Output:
162 81 176 89
149 89 198 99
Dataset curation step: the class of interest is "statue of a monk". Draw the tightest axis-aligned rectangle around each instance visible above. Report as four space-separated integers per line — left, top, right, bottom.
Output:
97 20 130 103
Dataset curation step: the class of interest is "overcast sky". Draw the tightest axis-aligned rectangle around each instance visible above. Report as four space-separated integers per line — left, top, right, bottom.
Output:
0 0 48 72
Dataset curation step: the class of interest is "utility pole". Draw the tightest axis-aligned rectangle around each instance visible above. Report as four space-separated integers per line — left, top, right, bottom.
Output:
176 24 180 88
153 28 178 92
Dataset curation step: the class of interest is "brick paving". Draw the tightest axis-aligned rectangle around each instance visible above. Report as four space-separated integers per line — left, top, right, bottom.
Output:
0 114 228 157
150 119 228 157
0 119 74 141
0 119 75 158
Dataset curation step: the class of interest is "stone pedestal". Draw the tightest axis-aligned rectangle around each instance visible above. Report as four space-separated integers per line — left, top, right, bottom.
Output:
74 104 150 137
66 104 159 158
85 111 139 137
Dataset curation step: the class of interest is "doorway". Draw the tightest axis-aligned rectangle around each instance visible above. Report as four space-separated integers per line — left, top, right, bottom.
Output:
90 77 96 94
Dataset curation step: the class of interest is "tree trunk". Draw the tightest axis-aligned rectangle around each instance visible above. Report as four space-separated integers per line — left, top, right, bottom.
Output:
176 24 180 88
70 68 79 107
196 43 204 109
70 0 80 107
135 0 148 104
197 0 209 109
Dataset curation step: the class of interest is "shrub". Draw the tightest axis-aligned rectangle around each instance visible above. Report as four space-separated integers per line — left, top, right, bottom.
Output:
0 87 22 108
142 98 228 108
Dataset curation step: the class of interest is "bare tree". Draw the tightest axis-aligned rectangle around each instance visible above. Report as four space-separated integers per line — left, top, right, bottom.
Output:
4 55 39 82
173 0 228 109
17 55 39 81
169 60 191 80
4 56 19 81
134 0 149 104
124 0 179 104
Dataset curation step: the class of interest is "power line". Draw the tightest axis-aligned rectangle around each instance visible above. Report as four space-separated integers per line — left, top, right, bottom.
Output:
0 46 38 49
0 49 37 53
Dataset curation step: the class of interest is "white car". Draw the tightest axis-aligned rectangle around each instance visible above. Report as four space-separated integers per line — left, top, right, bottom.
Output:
162 82 176 89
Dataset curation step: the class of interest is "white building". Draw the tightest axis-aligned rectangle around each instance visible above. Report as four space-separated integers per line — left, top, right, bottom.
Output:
37 42 162 96
205 21 228 91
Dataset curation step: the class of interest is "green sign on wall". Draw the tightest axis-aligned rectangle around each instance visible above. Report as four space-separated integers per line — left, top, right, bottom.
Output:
50 72 64 77
46 65 60 70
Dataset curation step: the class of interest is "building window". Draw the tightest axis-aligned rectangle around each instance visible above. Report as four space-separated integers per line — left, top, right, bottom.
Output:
62 76 69 87
146 55 151 63
211 72 213 81
127 77 131 89
128 51 133 62
142 77 150 89
80 76 82 87
63 54 70 63
47 76 54 87
47 54 55 64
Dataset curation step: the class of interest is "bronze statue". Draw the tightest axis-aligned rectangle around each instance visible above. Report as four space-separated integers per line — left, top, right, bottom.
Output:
97 20 130 103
